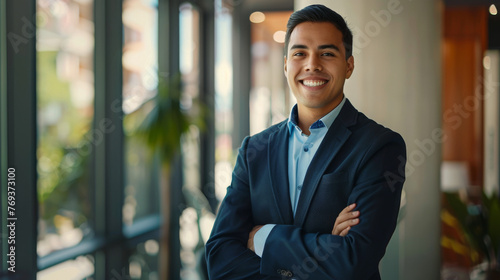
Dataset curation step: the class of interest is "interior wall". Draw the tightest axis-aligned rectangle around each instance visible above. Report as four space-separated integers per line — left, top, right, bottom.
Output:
294 1 443 279
442 7 488 190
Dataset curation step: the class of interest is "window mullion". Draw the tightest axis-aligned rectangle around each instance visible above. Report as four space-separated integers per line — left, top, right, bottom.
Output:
0 0 8 272
94 0 125 278
5 0 38 278
199 2 217 212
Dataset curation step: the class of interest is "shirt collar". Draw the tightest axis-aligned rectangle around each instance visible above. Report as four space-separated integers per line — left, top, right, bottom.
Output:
287 96 346 134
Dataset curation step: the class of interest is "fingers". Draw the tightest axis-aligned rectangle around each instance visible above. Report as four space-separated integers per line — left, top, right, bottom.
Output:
339 226 351 237
339 203 356 215
332 216 359 235
332 203 360 236
335 205 359 227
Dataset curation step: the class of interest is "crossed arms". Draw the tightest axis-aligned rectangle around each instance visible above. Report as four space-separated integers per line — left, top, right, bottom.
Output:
247 203 360 252
206 131 406 279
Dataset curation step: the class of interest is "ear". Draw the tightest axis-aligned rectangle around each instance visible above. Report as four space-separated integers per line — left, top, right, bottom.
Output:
284 55 288 76
346 56 354 79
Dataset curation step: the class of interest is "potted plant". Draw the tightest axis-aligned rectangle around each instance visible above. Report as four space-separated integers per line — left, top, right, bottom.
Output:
133 73 207 279
443 190 500 279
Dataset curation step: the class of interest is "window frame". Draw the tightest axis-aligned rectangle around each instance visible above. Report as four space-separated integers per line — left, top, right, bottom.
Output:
0 0 8 272
3 0 38 279
1 0 215 279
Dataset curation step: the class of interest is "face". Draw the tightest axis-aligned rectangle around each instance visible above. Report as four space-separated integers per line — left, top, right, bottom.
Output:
285 22 354 117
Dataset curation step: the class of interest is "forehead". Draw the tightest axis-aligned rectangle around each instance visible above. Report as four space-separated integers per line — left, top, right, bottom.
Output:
288 21 344 47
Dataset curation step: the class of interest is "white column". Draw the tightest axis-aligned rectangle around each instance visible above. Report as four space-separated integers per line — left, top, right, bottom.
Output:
484 50 499 196
294 1 443 279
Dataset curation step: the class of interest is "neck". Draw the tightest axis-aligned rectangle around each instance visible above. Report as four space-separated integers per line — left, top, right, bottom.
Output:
296 107 323 135
296 99 343 135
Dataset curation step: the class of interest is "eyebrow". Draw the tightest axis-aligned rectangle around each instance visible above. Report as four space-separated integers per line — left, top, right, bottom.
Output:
290 44 341 53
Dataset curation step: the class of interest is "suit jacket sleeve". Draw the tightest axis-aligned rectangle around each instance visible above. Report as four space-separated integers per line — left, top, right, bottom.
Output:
205 136 276 280
260 130 406 280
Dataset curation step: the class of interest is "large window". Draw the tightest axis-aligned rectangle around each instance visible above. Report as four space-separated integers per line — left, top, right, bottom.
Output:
121 2 162 279
122 0 160 227
214 0 235 207
36 0 95 258
1 0 216 279
178 3 209 279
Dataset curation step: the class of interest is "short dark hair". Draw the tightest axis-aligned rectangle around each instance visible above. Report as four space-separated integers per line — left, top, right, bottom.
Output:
284 4 353 59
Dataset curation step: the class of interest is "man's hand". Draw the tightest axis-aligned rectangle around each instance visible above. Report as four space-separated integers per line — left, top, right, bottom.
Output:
332 203 360 236
248 204 359 252
247 225 264 252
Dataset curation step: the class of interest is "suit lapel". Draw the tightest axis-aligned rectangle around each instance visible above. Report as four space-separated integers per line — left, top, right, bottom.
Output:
293 99 358 227
268 122 294 225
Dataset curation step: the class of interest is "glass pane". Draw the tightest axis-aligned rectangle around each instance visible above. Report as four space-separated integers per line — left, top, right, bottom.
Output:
36 0 95 257
126 239 160 280
122 0 160 226
179 3 205 279
249 11 293 135
179 0 200 186
214 0 234 206
37 254 95 280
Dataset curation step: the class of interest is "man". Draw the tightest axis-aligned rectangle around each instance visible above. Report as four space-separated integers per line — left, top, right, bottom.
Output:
206 4 406 279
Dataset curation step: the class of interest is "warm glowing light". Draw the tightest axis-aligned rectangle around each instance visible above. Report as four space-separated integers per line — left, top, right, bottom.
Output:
37 256 94 280
129 261 142 278
249 11 265 23
63 30 94 57
123 1 154 30
483 55 491 70
490 4 498 16
273 30 286 43
122 42 151 72
145 240 160 255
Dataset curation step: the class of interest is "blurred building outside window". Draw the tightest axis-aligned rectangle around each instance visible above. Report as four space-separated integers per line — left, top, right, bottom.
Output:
122 0 160 227
178 3 207 279
37 254 95 280
213 0 234 209
126 239 160 280
36 0 95 258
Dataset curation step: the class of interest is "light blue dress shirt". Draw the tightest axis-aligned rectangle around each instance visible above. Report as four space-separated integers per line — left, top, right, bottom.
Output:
253 97 346 257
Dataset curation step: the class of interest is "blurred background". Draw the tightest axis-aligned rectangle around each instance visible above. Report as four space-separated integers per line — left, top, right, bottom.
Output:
1 0 500 279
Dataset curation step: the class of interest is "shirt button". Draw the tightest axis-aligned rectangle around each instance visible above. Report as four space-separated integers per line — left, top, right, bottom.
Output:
304 147 309 152
297 185 302 190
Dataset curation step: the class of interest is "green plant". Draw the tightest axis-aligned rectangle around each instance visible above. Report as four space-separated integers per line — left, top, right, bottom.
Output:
444 191 500 271
133 73 207 279
135 74 206 169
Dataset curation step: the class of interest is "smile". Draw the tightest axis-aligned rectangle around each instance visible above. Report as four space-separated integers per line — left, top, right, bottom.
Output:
301 80 328 87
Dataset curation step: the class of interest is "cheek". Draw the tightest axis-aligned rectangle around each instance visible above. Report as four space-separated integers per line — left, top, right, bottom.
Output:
286 64 299 78
285 66 294 80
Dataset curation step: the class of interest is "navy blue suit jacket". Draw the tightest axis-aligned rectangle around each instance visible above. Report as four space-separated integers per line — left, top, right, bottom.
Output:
206 99 406 279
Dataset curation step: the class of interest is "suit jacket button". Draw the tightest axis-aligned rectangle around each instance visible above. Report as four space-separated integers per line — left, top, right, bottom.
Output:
277 269 293 277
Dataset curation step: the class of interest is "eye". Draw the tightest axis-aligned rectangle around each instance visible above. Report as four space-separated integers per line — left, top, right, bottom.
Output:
322 52 335 57
293 52 305 57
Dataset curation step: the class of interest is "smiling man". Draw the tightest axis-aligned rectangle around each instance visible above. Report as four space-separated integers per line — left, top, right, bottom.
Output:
206 4 406 280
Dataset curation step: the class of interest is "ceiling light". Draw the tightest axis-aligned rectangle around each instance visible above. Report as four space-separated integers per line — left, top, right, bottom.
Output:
249 12 265 23
490 4 498 16
273 31 286 43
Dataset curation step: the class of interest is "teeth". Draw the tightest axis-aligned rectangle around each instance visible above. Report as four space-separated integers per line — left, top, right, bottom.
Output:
303 80 326 87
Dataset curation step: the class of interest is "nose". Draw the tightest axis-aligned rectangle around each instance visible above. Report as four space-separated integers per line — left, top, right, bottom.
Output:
305 55 322 71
